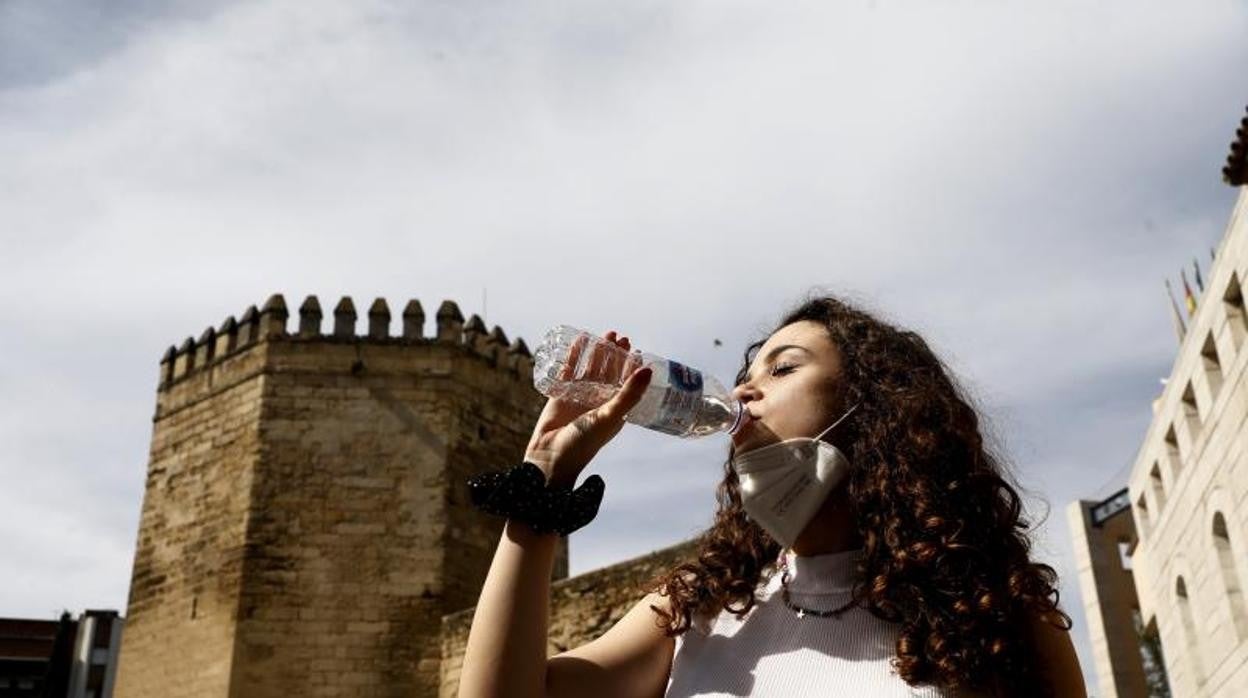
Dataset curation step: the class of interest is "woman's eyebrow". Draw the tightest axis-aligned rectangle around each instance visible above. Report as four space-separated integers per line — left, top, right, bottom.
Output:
744 344 811 383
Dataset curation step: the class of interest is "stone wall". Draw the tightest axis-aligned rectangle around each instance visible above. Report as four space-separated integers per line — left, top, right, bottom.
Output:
439 537 700 698
115 293 567 698
113 332 269 697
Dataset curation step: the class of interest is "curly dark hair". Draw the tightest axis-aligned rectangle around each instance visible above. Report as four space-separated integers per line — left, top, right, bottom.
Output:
639 292 1072 696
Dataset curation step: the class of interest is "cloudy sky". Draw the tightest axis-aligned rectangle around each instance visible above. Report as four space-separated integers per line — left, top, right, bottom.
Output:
2 0 1247 689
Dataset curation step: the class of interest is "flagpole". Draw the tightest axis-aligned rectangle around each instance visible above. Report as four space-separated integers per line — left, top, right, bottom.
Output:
1165 279 1187 344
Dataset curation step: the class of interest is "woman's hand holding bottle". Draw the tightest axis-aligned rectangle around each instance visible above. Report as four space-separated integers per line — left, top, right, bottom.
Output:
531 324 745 439
523 330 653 488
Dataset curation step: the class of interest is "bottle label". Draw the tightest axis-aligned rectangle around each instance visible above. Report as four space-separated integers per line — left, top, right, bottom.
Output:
650 360 704 436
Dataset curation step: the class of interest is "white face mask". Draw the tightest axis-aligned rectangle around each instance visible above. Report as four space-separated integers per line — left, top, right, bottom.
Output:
730 402 860 549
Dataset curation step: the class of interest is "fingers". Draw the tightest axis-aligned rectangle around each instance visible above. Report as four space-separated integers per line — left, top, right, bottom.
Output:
604 340 626 384
551 329 635 405
586 332 609 382
606 331 632 384
597 364 653 424
613 334 631 382
559 333 588 382
591 330 629 384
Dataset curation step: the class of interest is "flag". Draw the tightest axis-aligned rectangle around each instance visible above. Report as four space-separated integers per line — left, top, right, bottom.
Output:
1192 257 1204 293
1165 279 1187 342
1180 269 1197 316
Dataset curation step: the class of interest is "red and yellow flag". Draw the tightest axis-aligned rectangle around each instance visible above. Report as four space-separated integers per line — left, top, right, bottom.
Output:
1180 269 1197 316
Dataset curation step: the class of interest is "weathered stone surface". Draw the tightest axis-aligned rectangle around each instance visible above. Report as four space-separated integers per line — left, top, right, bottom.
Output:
438 539 699 698
116 295 579 698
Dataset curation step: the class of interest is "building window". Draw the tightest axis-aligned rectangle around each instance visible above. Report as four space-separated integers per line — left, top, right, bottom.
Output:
1135 494 1150 540
1149 462 1167 511
1131 610 1172 698
1164 425 1182 474
1117 539 1134 570
1175 576 1205 685
1200 333 1224 401
1212 512 1248 640
1224 271 1246 354
1180 381 1201 441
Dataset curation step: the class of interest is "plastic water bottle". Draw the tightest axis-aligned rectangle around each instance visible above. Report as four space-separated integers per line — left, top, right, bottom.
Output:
531 324 748 438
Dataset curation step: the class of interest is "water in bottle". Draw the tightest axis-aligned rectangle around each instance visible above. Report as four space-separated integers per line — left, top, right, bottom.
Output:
531 324 748 438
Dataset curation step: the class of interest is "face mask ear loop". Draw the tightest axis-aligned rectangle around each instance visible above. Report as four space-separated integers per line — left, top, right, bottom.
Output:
814 402 860 443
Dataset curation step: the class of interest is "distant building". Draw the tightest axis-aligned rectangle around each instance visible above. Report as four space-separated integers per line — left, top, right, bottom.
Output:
0 609 123 698
1069 104 1248 698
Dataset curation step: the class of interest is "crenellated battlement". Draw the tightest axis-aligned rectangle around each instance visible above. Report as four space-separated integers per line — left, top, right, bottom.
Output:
157 293 535 390
125 291 566 698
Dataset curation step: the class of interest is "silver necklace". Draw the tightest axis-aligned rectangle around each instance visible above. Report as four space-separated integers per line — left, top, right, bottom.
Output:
777 549 857 620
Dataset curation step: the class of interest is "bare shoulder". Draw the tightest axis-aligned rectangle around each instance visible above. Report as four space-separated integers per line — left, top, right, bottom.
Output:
1024 607 1087 697
545 590 677 698
935 610 1085 698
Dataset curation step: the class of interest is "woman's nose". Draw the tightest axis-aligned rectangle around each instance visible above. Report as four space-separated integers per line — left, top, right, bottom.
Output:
732 382 757 403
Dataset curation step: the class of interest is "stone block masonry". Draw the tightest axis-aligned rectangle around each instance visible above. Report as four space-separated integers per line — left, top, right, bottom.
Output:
114 293 569 698
439 539 701 698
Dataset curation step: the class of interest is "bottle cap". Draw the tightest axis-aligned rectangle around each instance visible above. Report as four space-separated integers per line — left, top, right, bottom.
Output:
728 399 749 435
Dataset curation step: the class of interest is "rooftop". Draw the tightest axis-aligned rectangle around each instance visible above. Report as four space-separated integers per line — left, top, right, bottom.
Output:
1224 104 1248 186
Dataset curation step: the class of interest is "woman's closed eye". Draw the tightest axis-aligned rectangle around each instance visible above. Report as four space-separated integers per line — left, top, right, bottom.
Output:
770 363 797 377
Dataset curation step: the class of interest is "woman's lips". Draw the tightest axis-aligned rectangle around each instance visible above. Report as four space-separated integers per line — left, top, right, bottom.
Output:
731 411 760 449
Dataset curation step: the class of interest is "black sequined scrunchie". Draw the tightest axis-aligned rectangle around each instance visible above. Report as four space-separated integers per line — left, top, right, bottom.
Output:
466 462 605 537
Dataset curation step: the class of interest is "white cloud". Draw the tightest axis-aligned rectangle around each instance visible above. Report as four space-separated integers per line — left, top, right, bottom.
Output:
2 0 1247 690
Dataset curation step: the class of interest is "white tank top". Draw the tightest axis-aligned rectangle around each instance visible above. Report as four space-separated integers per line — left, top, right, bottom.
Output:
664 548 953 697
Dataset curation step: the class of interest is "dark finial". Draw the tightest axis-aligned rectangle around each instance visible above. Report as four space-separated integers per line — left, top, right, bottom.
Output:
179 336 197 372
159 345 177 386
259 294 289 339
402 300 425 340
195 326 217 366
435 300 465 343
238 305 260 346
508 337 531 358
489 325 510 347
261 293 288 315
368 298 391 339
299 295 323 337
333 296 357 338
436 300 464 322
216 316 239 356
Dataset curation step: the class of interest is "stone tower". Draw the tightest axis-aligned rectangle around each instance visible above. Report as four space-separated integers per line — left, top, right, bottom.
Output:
113 293 568 697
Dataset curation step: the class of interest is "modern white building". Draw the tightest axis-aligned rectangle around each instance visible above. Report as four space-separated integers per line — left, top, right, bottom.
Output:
1069 104 1248 698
